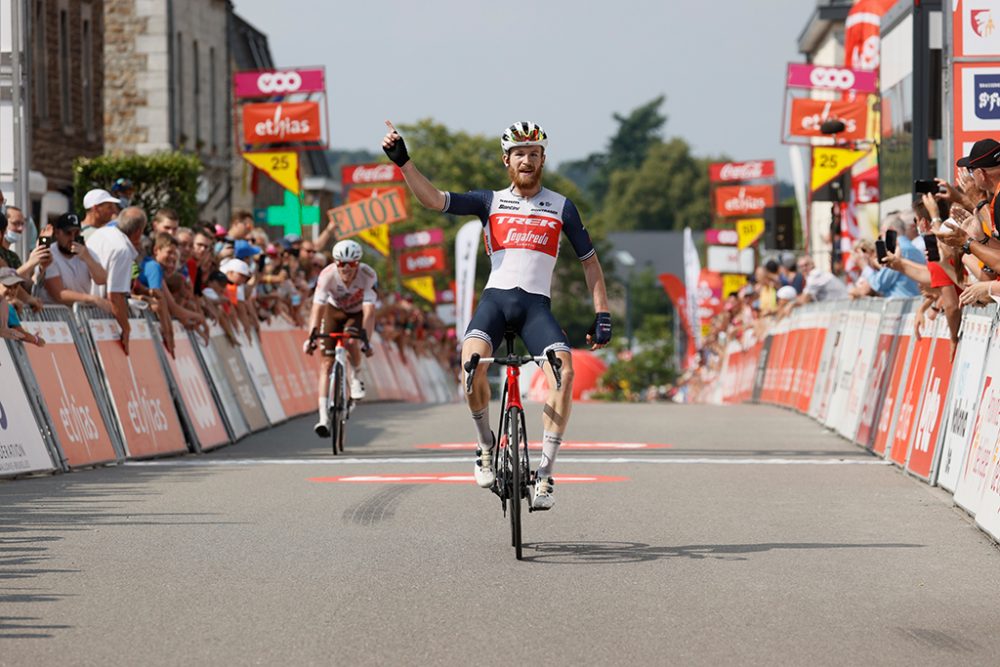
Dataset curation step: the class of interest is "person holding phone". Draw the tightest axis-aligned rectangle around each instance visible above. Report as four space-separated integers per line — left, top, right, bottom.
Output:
42 213 112 312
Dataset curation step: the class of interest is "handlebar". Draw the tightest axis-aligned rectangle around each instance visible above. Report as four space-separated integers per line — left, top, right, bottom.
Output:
463 350 562 394
308 328 367 342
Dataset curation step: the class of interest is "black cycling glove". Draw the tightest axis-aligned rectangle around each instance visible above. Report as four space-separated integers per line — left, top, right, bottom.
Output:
383 133 410 168
587 312 612 345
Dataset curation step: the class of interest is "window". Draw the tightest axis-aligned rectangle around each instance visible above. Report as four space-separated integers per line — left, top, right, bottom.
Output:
33 0 48 119
193 40 200 148
58 3 72 129
81 4 94 137
209 47 217 151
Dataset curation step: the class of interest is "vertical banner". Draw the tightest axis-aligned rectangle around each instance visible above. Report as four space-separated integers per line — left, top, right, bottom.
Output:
0 341 56 476
455 220 481 338
683 228 702 349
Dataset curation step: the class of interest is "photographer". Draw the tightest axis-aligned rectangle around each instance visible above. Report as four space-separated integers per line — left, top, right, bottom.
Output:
42 213 112 312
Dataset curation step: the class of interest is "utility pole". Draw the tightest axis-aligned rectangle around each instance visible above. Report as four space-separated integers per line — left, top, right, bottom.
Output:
0 0 31 258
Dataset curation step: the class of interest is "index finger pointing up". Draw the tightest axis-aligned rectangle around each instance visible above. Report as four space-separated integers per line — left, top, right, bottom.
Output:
385 119 398 135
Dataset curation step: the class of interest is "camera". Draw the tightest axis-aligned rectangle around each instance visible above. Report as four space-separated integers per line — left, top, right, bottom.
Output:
924 234 941 262
914 179 942 194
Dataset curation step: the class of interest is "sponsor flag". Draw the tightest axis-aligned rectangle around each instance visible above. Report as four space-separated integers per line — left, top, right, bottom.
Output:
242 151 300 195
399 247 447 276
736 218 765 250
844 0 897 72
403 276 436 303
327 190 409 239
455 220 481 337
810 147 868 191
683 228 702 348
657 272 697 367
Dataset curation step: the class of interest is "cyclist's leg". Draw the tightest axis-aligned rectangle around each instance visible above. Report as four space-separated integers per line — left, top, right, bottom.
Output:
316 306 347 423
463 291 505 481
521 296 574 480
343 312 366 398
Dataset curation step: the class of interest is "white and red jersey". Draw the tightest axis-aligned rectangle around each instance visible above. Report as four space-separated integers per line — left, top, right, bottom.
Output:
443 186 595 297
312 262 379 313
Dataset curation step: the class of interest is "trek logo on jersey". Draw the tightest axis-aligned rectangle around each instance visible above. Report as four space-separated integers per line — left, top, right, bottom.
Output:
489 214 562 256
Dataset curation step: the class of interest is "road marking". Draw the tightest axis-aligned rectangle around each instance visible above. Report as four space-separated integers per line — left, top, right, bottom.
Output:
124 456 889 467
416 441 671 451
308 473 629 484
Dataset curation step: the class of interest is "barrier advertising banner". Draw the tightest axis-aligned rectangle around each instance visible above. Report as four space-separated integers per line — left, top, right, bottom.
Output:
873 316 916 457
88 318 187 458
20 320 117 467
194 330 250 440
259 321 314 418
837 303 883 439
953 327 1000 514
855 300 906 449
209 328 269 432
906 319 955 480
166 322 229 451
237 330 287 425
0 341 55 476
888 326 935 467
937 309 994 491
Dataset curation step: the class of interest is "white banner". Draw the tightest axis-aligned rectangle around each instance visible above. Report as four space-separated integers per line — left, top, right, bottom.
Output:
683 228 701 348
237 330 287 425
195 325 250 440
454 220 481 338
0 341 55 476
937 311 994 491
953 326 1000 515
837 304 883 439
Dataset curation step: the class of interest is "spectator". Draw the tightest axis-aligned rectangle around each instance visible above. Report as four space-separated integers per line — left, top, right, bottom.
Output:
778 252 805 293
42 213 112 312
797 255 849 302
228 209 254 240
0 208 51 284
0 268 45 347
851 212 923 299
80 189 121 241
151 209 180 237
4 205 29 253
88 206 145 354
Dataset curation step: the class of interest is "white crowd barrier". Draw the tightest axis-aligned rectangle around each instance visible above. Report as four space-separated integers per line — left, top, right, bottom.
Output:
0 305 459 479
704 297 1000 543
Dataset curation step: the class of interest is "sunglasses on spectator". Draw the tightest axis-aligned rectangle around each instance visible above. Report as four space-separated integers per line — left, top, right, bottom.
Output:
337 260 359 268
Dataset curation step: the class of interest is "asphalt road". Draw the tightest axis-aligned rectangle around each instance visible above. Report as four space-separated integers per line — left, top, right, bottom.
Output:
2 401 1000 666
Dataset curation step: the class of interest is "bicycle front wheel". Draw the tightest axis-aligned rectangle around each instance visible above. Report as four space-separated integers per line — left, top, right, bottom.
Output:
507 406 523 560
330 364 344 455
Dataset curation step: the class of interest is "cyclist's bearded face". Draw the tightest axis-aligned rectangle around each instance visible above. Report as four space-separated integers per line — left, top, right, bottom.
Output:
505 146 544 190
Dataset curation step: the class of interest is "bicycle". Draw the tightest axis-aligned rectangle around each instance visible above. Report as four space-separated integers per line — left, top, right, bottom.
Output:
308 329 367 455
464 328 562 560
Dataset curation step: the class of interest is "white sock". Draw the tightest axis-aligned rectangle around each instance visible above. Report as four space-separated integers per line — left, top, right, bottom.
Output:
471 407 493 450
317 397 329 423
536 431 562 479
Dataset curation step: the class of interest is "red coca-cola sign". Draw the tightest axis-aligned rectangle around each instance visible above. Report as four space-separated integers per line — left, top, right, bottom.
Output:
714 185 774 217
399 247 447 276
709 160 775 183
341 163 405 188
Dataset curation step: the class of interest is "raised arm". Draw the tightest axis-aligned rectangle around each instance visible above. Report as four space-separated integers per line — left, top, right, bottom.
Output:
382 120 446 211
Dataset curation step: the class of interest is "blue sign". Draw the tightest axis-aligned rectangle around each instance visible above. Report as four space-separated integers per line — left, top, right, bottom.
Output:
974 74 1000 119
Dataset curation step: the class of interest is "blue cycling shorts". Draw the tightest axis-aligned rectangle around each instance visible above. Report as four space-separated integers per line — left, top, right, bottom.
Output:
464 288 570 356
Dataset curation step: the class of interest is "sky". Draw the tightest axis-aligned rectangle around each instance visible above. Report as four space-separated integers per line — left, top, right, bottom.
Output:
232 0 816 182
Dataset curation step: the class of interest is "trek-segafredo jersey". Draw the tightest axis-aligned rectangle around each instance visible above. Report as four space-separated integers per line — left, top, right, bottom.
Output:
312 262 378 313
443 186 595 297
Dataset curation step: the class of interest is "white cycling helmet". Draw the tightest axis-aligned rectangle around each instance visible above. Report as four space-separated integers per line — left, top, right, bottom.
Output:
332 239 363 263
501 121 548 153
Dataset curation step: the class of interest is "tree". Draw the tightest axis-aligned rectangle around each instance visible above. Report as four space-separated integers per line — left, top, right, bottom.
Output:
585 95 668 206
595 313 678 401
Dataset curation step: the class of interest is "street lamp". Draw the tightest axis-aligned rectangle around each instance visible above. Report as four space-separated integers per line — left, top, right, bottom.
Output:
613 250 637 351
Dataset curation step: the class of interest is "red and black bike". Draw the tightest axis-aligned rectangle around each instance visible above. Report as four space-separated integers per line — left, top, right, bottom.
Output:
464 328 562 560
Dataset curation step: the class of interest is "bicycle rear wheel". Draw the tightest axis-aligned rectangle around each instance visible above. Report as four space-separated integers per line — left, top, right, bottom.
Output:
330 365 343 456
507 406 523 560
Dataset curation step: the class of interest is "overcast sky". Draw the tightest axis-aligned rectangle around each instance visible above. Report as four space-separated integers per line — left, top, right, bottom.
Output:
233 0 815 181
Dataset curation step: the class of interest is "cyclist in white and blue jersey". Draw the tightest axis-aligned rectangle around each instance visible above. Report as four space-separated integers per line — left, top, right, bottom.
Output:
382 120 612 510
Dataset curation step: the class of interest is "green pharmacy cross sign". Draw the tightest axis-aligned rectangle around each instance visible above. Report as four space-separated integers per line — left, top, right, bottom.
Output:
266 190 320 236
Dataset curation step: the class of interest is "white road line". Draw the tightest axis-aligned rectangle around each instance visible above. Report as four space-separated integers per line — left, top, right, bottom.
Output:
124 456 890 467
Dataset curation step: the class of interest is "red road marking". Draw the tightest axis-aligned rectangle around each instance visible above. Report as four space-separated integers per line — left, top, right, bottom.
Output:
415 441 670 451
308 473 630 484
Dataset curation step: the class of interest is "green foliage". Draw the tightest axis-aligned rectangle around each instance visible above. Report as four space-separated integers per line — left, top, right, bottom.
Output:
73 152 203 226
587 95 668 205
594 313 677 401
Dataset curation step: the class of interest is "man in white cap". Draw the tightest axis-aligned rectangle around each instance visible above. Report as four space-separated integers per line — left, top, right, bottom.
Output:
88 206 146 354
220 258 256 334
80 188 122 241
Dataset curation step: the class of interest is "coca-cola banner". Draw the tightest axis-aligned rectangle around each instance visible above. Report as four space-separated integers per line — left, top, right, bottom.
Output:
243 102 322 145
391 228 445 250
234 68 325 99
341 163 405 188
399 247 447 276
788 98 869 142
709 160 775 183
714 185 775 217
785 63 878 94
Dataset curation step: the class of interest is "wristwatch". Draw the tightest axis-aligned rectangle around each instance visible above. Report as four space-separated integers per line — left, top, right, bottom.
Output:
979 231 992 244
962 238 973 255
975 199 990 212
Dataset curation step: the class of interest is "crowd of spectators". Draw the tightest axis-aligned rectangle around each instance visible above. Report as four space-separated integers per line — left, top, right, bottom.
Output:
0 187 459 376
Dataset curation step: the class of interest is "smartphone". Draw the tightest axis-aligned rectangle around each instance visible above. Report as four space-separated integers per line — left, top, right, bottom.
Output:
75 234 85 245
876 239 888 264
914 179 941 194
37 236 52 249
885 229 898 254
924 234 941 262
